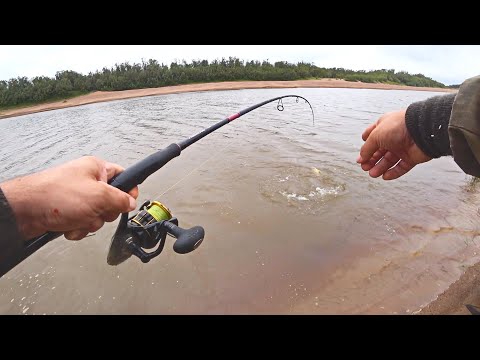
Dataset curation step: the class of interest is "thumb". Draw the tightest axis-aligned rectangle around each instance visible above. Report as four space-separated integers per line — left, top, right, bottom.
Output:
105 162 126 181
98 182 137 213
362 122 377 141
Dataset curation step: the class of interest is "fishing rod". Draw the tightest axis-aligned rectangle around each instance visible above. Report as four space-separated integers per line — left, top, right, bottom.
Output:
0 95 314 277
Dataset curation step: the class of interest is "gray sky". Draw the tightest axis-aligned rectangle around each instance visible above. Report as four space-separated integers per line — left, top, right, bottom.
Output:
0 45 478 85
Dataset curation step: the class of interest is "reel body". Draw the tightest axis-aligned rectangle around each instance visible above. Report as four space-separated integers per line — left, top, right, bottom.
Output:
107 200 205 266
129 201 173 249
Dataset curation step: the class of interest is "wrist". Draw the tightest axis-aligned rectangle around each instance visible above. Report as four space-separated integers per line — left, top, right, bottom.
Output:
0 176 48 239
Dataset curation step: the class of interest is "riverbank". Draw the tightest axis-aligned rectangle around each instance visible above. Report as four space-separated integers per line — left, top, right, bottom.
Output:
419 261 480 315
0 79 455 120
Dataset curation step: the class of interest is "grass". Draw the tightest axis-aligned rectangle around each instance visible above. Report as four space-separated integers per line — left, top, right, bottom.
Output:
0 90 91 112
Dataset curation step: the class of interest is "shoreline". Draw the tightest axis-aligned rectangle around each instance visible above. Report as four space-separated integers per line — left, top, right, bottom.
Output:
0 79 455 120
418 261 480 315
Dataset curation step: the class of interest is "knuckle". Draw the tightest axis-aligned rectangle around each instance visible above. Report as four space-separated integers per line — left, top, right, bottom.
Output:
82 155 97 163
88 220 104 233
120 193 131 209
105 213 120 222
98 184 110 199
384 152 396 161
86 155 105 171
65 232 82 241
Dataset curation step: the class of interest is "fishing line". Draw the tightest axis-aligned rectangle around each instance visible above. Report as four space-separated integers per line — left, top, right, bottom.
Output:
152 96 313 199
151 141 236 200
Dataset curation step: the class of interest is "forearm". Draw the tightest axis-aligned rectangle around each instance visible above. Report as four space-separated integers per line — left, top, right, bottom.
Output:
0 186 26 267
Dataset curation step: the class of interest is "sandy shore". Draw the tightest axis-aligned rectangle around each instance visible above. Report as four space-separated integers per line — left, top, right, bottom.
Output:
419 261 480 315
0 79 455 120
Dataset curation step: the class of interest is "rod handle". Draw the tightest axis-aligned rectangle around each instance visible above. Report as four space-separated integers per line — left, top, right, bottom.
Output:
109 143 181 192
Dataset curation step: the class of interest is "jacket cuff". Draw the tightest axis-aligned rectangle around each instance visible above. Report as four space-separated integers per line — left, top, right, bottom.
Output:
405 93 456 158
0 186 25 271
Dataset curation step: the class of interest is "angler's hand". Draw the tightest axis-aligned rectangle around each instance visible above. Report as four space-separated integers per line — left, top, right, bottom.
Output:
1 156 138 240
356 109 432 180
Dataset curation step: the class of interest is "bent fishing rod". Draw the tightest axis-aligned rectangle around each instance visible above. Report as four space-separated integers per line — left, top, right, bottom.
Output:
0 95 314 277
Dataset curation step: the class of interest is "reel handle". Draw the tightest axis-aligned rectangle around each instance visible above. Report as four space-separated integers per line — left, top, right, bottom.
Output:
161 221 205 254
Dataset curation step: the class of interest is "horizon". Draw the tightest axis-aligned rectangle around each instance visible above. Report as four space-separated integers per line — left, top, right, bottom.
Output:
1 45 479 86
0 58 453 86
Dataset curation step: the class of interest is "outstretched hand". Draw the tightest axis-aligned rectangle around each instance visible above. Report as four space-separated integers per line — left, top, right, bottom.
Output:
356 109 432 180
1 156 138 240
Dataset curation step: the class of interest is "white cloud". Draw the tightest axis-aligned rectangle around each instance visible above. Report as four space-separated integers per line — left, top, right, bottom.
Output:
0 45 478 85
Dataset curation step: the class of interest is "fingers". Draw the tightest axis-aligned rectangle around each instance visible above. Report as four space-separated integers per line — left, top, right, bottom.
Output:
87 160 139 231
357 122 378 163
64 217 105 241
382 160 414 180
369 151 400 178
358 133 380 164
357 151 415 180
128 186 139 200
361 149 387 171
101 161 139 199
362 122 377 141
98 159 138 205
65 229 90 241
87 218 105 233
98 182 137 214
102 211 121 223
105 162 125 180
97 176 138 223
81 156 108 181
93 160 126 183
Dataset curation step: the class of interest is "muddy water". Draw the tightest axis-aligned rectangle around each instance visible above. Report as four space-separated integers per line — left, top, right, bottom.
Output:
1 88 479 314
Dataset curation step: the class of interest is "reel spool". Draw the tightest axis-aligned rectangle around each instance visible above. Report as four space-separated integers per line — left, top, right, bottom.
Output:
107 200 205 266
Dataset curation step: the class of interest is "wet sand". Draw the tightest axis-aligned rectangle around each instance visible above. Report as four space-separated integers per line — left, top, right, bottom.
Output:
0 79 455 120
419 262 480 315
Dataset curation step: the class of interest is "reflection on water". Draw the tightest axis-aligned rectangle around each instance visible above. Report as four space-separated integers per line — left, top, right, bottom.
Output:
1 88 479 314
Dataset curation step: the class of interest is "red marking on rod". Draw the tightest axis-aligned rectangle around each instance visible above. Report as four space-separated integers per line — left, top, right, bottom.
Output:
228 113 240 122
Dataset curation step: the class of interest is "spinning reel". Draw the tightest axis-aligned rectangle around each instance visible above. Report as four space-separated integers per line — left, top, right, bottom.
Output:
106 200 205 266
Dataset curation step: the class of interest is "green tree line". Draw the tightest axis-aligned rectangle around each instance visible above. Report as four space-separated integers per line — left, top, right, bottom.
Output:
0 57 446 108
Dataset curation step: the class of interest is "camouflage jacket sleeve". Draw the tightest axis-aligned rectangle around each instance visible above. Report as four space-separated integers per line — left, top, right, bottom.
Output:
449 76 480 177
405 75 480 177
0 186 24 274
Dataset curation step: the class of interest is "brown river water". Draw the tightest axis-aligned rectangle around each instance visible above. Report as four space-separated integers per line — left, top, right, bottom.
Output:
1 88 479 314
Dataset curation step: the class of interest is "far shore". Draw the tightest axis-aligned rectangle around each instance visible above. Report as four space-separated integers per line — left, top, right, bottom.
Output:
0 79 456 120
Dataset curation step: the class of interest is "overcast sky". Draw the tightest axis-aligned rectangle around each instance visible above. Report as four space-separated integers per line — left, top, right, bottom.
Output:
0 45 478 86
